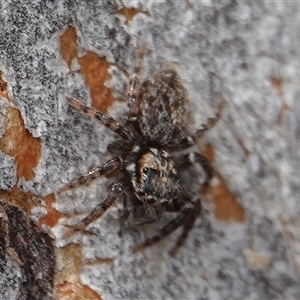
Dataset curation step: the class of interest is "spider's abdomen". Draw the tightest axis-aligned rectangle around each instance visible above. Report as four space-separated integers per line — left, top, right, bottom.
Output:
138 69 189 145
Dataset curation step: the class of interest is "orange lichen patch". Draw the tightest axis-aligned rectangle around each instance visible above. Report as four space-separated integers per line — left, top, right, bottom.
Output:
115 7 142 25
55 245 110 299
0 107 41 180
0 71 9 100
0 186 36 213
202 144 245 223
55 244 82 285
39 194 61 227
202 143 215 162
86 257 114 265
60 26 78 69
0 187 60 231
78 52 115 112
59 27 115 112
271 77 283 98
210 176 245 222
57 282 102 300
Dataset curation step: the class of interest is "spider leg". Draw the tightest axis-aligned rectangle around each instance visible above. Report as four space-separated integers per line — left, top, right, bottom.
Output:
128 44 146 117
67 98 135 142
59 156 121 192
119 191 130 222
133 213 186 253
169 199 201 257
177 152 214 187
107 139 132 154
133 202 198 255
190 100 225 145
64 182 125 237
130 203 162 225
193 112 221 140
170 113 220 151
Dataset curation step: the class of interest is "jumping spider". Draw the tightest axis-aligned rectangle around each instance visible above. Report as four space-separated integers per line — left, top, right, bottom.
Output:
60 50 220 256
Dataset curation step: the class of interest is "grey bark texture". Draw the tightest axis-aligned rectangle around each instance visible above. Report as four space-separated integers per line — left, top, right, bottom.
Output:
1 0 300 299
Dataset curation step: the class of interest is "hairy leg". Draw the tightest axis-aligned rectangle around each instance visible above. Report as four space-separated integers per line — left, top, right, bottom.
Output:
59 156 121 192
64 182 125 237
133 201 200 256
126 202 162 225
67 98 134 142
132 213 187 253
169 199 201 256
177 152 214 187
168 113 220 151
193 112 221 140
127 44 146 118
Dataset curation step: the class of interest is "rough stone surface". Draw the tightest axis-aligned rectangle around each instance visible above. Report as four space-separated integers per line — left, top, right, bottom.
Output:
1 0 300 299
0 100 16 191
0 152 16 191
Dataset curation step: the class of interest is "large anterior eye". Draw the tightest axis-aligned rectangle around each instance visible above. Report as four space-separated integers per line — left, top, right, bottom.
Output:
143 167 150 174
142 167 158 179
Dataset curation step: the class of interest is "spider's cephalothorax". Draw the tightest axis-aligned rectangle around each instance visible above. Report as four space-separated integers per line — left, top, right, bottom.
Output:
60 53 220 256
127 146 180 206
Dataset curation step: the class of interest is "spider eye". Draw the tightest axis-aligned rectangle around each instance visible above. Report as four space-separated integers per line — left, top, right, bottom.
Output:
143 167 150 174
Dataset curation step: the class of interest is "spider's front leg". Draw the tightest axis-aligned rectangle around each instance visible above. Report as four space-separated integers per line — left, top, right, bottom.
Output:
170 113 220 151
133 199 201 256
59 156 121 192
169 199 201 257
127 44 146 118
192 112 221 140
67 98 135 143
64 182 125 238
177 152 214 187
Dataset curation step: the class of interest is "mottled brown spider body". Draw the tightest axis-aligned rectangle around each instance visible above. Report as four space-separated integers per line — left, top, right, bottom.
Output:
61 55 219 256
137 69 189 145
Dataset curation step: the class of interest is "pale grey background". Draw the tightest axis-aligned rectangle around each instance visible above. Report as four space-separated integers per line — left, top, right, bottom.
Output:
1 1 300 299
